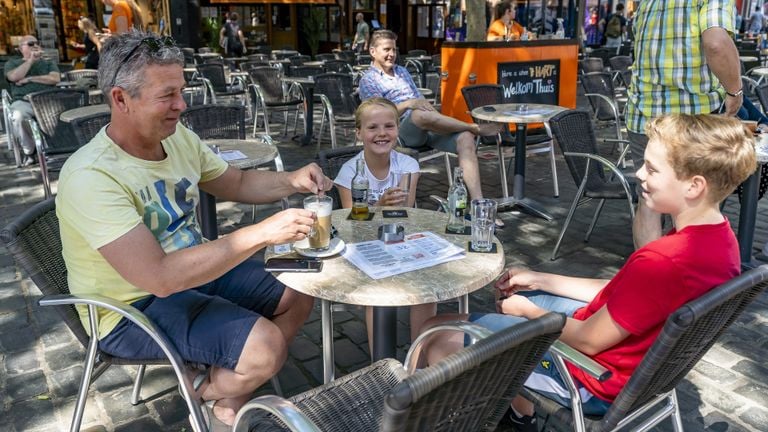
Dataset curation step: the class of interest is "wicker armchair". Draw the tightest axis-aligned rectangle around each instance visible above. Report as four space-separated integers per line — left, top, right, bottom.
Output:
578 57 605 75
581 71 625 141
335 50 355 63
70 111 111 147
233 313 566 432
313 73 358 149
315 53 336 62
247 66 303 136
547 110 635 260
461 84 559 198
288 65 323 78
26 88 89 198
196 63 246 104
64 69 99 85
0 198 208 432
323 60 353 74
180 104 247 140
525 265 768 432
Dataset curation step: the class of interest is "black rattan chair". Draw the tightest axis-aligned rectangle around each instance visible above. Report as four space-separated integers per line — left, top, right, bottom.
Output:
315 53 336 62
196 62 246 104
289 65 323 78
579 57 605 75
70 111 111 147
26 88 89 198
581 71 625 141
547 110 635 260
289 54 312 67
323 59 353 74
247 66 303 136
356 54 372 65
0 198 208 432
180 104 247 140
407 49 428 57
525 265 768 431
232 313 567 432
461 84 559 197
313 72 358 149
64 69 99 88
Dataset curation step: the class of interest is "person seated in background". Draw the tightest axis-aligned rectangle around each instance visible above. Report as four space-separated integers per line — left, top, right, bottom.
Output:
358 29 505 226
418 114 756 431
334 97 435 348
4 35 60 166
56 31 326 428
487 0 526 41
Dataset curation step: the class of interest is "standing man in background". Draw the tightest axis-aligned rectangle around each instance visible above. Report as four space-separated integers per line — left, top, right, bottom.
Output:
600 3 626 48
4 35 60 166
625 0 742 248
748 5 764 37
352 13 370 53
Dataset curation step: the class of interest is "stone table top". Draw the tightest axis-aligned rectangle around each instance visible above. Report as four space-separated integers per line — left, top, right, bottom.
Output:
59 104 110 123
201 138 279 170
471 103 567 124
268 208 505 307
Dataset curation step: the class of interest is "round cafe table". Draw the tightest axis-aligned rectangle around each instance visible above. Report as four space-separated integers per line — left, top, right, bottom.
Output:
199 138 283 240
266 207 505 383
471 103 567 221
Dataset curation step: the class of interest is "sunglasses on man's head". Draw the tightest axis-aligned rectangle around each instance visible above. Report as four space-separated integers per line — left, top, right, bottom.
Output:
111 36 177 87
25 41 39 47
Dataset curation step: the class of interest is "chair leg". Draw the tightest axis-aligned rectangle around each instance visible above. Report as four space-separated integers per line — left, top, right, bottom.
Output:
71 336 101 432
329 119 338 150
549 142 559 198
321 299 335 383
317 106 327 148
130 364 147 406
270 376 284 397
551 181 587 261
444 152 452 185
669 390 684 432
283 111 289 136
457 294 469 314
263 108 272 136
585 199 606 242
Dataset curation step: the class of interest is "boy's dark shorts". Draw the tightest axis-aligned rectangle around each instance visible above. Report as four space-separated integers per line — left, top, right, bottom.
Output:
99 258 285 370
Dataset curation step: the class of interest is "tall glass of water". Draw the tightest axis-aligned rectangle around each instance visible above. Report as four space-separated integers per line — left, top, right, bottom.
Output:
470 199 497 252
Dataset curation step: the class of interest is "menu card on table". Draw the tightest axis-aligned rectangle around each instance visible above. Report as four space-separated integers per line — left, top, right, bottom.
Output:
343 231 465 280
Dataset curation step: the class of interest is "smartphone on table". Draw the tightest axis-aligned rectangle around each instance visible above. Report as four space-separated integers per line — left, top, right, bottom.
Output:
265 258 323 273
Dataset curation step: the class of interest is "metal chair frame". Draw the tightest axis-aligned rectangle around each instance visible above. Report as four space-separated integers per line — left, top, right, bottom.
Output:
2 89 23 167
247 66 303 137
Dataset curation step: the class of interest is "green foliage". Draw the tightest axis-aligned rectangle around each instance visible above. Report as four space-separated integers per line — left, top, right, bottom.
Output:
201 17 222 50
302 9 325 56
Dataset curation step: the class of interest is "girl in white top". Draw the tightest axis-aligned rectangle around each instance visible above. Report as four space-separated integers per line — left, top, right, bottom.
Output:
334 97 433 343
334 97 420 207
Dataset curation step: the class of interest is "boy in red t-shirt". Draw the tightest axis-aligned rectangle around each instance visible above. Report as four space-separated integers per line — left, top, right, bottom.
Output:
420 114 757 431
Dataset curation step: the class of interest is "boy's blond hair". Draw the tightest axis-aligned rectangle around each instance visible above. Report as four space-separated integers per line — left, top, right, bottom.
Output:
369 29 397 48
355 97 400 129
645 114 756 203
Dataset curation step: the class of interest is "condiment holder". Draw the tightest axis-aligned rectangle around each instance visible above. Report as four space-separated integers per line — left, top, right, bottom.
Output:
378 223 405 243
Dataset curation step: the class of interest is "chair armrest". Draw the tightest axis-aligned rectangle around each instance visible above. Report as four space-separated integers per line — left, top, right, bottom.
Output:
600 139 632 167
233 395 322 432
248 83 266 108
429 194 449 213
404 320 494 373
563 152 634 200
37 293 207 428
584 93 620 118
550 340 611 381
316 93 335 121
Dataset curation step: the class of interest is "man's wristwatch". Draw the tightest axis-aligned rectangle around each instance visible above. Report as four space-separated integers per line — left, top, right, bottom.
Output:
725 88 744 98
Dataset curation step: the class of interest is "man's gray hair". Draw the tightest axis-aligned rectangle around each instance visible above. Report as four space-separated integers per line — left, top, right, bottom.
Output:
98 30 184 104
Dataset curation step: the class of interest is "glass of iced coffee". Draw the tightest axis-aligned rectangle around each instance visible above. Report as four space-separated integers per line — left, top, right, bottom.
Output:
303 195 333 251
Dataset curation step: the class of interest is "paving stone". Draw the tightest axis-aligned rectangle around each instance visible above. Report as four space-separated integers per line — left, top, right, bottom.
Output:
44 344 87 372
338 319 368 345
50 366 83 399
113 416 160 432
692 359 738 385
8 397 55 431
287 335 321 361
151 393 188 426
739 405 768 431
693 376 743 414
91 366 134 395
103 388 149 425
4 349 39 376
0 292 27 315
6 370 48 401
276 360 312 395
702 411 750 432
732 382 768 407
331 339 369 368
732 359 768 383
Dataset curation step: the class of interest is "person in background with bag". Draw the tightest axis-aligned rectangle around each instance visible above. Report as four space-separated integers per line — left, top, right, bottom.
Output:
600 3 626 48
219 12 246 57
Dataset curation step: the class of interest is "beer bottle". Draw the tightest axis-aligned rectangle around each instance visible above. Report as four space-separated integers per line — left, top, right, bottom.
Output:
351 158 370 220
446 167 468 233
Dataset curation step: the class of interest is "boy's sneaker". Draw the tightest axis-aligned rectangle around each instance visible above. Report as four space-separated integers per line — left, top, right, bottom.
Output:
498 407 538 432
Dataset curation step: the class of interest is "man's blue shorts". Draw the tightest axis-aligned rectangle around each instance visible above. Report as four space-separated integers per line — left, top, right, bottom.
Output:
99 258 285 370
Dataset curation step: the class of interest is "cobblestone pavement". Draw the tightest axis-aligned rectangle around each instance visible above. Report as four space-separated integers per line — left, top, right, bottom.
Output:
1 92 767 431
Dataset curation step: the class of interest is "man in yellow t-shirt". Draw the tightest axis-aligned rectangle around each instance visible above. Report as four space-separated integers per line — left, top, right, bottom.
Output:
487 0 526 41
56 31 331 427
